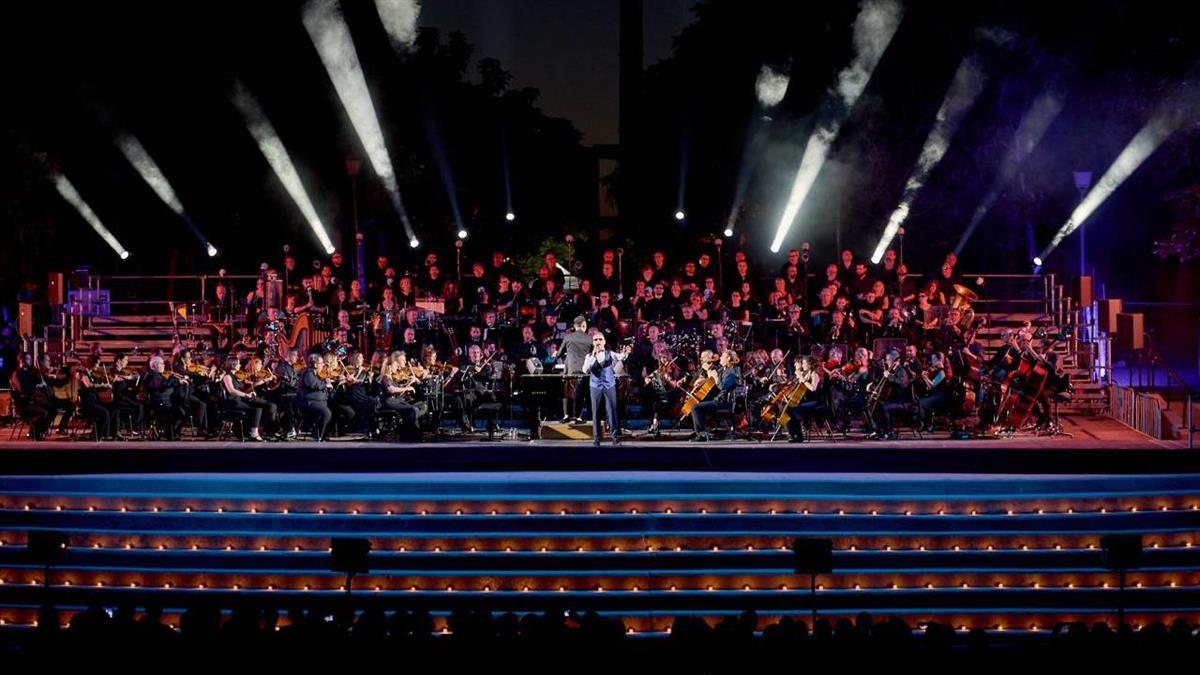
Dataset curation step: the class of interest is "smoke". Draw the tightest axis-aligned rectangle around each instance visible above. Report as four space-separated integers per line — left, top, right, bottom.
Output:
1039 101 1190 261
755 65 790 108
116 132 215 252
303 0 414 238
770 0 903 252
116 134 184 215
374 0 421 52
52 174 129 259
231 80 336 255
836 0 904 104
870 55 987 263
954 90 1064 255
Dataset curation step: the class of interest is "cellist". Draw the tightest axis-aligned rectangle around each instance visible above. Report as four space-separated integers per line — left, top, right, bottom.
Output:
785 356 824 442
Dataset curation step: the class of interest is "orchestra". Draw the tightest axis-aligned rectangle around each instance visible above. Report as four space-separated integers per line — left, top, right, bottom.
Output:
7 242 1076 444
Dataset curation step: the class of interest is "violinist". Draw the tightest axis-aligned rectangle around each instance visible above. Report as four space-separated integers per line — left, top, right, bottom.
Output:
689 349 740 442
219 357 275 441
17 354 76 438
299 353 333 441
175 349 213 435
336 351 377 434
270 346 302 439
829 347 872 431
456 344 499 436
867 350 912 440
378 355 424 439
75 354 117 440
641 341 682 434
915 351 951 431
144 356 189 439
111 352 145 433
785 356 826 443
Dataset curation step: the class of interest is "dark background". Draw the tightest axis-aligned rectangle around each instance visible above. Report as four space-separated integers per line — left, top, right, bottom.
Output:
2 0 1198 357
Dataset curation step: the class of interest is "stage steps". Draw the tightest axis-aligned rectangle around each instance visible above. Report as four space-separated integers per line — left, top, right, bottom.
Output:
1 473 1197 632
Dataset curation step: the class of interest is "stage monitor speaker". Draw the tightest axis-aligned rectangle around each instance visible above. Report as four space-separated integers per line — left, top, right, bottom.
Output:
1072 276 1093 308
28 530 69 567
18 303 34 337
329 537 371 576
1115 313 1144 351
1097 298 1122 334
47 273 65 306
1101 534 1143 571
792 538 833 575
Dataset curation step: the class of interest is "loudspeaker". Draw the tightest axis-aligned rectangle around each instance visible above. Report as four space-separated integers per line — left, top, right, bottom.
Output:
330 537 371 576
1101 534 1143 571
47 273 65 306
792 538 833 575
28 531 69 566
18 303 34 337
1097 298 1122 334
1073 275 1093 308
1115 313 1144 351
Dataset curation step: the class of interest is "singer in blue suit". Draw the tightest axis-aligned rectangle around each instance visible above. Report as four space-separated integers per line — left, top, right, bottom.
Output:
582 332 630 446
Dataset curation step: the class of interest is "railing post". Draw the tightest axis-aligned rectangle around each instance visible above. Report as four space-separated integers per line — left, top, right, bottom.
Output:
1188 394 1194 450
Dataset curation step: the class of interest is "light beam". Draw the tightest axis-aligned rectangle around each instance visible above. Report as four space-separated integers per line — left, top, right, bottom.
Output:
303 0 416 241
52 174 129 259
770 0 903 253
954 91 1063 254
231 80 336 254
115 133 217 254
870 56 986 263
1037 101 1189 263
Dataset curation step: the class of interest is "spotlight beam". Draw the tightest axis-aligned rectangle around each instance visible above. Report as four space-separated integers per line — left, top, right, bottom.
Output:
770 0 903 253
231 80 336 254
870 56 986 263
303 0 415 240
1037 100 1190 263
52 175 129 259
954 91 1063 255
115 133 215 252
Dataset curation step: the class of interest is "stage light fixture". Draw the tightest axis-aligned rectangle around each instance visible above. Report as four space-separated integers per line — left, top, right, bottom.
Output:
723 227 734 237
231 81 336 255
771 0 903 253
206 244 218 257
1037 99 1190 265
303 0 417 244
674 210 686 221
52 174 130 260
871 56 986 263
505 212 515 222
457 229 468 240
409 237 420 249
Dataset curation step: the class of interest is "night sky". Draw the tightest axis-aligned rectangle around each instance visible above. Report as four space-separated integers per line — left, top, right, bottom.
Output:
421 0 696 146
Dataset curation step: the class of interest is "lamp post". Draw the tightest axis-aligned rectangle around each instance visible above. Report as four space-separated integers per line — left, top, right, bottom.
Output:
1073 171 1093 278
346 158 365 291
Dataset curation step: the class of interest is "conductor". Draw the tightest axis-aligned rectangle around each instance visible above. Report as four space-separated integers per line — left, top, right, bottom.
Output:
582 332 631 446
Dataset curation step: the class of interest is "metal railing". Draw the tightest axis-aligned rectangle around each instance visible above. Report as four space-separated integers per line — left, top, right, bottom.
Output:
1110 384 1165 440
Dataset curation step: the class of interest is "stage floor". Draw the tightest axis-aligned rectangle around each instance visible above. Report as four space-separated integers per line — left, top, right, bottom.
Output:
0 415 1193 476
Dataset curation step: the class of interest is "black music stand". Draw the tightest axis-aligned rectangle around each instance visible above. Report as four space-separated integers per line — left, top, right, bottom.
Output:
1101 534 1142 632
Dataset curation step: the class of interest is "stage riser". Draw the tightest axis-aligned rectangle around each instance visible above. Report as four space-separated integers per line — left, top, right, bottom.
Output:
1 474 1196 631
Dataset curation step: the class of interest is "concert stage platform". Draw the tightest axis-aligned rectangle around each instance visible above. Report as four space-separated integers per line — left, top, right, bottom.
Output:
1 413 1197 634
0 415 1193 476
